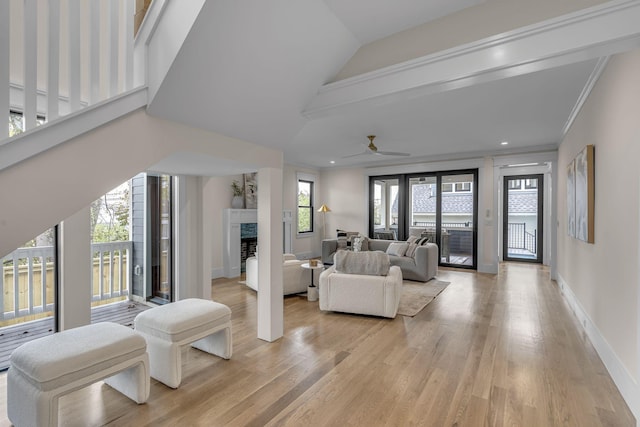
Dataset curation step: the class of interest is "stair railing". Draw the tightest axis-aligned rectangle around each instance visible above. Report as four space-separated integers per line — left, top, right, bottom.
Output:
1 0 137 142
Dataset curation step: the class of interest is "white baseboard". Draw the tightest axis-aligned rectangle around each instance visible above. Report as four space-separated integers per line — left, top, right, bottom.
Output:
557 274 640 423
478 262 498 274
211 267 225 279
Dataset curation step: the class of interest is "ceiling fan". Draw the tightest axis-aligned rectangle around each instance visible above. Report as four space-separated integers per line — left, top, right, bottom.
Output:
343 135 410 158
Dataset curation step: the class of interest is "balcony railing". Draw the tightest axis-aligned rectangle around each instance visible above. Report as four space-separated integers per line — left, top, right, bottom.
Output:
0 241 132 322
507 223 537 254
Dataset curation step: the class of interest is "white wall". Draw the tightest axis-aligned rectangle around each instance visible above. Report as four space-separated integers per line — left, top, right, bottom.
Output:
319 167 368 238
557 48 640 418
204 174 243 278
284 164 322 258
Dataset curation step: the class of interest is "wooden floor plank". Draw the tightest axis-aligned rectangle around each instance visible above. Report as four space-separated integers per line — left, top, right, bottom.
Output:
0 264 634 426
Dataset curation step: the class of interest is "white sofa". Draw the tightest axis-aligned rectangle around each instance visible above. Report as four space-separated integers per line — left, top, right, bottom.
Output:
319 251 403 318
245 254 322 295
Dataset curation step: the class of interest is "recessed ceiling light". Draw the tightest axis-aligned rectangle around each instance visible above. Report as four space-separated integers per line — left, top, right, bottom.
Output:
501 141 509 145
329 160 335 164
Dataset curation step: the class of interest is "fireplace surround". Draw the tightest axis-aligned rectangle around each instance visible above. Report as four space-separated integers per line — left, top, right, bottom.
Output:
222 209 292 278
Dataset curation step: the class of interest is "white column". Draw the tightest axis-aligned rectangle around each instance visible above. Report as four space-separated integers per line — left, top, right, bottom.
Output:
0 1 10 138
257 167 284 342
174 176 205 301
59 206 92 330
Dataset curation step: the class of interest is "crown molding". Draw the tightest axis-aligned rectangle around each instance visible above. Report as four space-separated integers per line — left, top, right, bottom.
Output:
562 56 610 136
303 0 640 119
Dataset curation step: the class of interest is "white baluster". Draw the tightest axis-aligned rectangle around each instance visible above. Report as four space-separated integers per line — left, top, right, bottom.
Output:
68 0 81 112
0 1 9 139
47 0 60 121
23 0 38 131
109 0 119 97
89 0 100 104
124 0 134 91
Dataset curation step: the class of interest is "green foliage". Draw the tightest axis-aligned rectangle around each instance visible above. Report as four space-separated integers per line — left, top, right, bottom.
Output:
92 223 129 242
91 184 130 243
231 180 244 197
297 189 312 232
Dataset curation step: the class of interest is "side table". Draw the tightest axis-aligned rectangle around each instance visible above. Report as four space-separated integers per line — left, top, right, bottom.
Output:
300 262 324 301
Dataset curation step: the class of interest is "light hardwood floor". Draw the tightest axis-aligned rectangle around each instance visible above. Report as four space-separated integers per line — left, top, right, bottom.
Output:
0 263 634 426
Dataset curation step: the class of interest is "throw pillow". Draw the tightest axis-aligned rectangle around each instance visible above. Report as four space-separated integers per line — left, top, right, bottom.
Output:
405 242 418 257
337 230 348 249
386 242 408 257
334 250 390 276
352 234 369 252
407 235 418 244
337 229 360 249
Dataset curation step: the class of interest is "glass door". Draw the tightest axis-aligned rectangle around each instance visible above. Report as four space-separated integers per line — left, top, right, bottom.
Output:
439 172 477 268
370 177 402 240
148 175 173 303
408 175 437 240
503 175 543 263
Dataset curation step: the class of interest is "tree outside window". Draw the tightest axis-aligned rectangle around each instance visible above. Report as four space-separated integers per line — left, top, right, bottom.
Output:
298 180 314 233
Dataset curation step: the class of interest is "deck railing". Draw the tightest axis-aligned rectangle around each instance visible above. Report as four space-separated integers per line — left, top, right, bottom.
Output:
0 241 132 321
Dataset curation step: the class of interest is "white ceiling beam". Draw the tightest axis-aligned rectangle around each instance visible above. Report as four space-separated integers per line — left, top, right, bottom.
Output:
303 0 640 119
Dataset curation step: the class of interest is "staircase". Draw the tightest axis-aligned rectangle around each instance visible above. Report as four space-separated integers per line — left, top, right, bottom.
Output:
0 0 204 257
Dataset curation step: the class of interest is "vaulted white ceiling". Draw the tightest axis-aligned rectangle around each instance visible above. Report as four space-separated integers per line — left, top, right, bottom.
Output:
146 0 640 172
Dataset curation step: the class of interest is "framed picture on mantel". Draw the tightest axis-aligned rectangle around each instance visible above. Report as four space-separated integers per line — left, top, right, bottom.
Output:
244 172 257 209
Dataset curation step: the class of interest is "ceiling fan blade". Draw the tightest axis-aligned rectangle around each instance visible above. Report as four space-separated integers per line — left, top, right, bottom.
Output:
373 151 411 156
341 151 371 159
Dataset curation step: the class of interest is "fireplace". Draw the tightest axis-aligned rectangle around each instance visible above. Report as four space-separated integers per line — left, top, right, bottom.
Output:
223 209 292 278
240 223 257 272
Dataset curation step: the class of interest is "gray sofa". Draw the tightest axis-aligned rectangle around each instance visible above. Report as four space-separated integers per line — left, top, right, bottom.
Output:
322 238 438 282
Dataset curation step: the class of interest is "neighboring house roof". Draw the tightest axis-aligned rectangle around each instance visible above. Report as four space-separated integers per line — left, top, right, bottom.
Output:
391 184 537 215
507 190 538 214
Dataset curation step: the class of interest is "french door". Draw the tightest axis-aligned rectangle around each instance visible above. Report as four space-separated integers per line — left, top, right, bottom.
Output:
503 175 543 263
407 170 478 269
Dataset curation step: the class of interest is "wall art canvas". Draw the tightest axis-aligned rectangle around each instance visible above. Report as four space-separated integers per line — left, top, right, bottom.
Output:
244 172 258 209
574 145 594 243
566 159 576 238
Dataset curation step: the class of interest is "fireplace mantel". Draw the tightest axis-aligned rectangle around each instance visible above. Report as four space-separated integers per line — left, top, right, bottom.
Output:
222 209 292 278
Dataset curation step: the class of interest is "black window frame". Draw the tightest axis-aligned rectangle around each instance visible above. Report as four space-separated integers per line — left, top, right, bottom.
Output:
297 179 314 234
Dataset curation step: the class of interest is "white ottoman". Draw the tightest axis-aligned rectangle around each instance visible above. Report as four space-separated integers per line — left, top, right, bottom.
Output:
8 322 149 427
134 298 232 388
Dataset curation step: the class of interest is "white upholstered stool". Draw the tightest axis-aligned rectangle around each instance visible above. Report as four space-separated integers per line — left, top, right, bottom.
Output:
134 298 232 388
7 322 149 427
